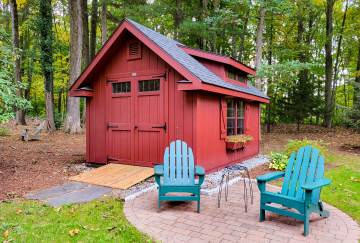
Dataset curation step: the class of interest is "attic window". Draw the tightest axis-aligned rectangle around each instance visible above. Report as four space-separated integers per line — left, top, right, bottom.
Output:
128 41 141 60
227 68 246 83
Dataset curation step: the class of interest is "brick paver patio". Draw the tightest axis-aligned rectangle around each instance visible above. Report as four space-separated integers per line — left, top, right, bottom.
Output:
124 181 360 243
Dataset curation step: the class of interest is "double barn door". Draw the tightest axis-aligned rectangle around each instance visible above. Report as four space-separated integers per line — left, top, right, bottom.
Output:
106 74 166 166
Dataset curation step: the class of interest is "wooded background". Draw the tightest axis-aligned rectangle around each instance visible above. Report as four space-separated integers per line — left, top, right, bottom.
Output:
0 0 359 133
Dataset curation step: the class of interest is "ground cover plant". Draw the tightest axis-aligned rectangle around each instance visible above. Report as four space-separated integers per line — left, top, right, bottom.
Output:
0 198 151 242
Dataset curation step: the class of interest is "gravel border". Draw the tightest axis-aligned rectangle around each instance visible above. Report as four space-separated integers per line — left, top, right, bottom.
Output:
118 154 269 201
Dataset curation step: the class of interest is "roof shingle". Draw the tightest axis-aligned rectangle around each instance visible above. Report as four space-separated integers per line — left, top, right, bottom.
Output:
127 19 268 99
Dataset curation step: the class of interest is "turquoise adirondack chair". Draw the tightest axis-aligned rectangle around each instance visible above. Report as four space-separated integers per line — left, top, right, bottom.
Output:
154 140 205 212
257 145 331 236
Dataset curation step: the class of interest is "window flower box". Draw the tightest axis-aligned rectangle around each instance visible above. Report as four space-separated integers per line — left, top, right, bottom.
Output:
225 135 253 151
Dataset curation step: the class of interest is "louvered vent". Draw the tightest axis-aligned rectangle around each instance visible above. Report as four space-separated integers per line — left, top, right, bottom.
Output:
128 41 141 60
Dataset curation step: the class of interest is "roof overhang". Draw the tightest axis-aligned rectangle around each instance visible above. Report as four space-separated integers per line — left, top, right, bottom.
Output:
177 82 269 103
179 46 256 76
70 19 204 97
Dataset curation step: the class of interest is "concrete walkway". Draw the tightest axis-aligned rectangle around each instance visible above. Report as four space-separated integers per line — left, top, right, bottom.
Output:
124 181 360 243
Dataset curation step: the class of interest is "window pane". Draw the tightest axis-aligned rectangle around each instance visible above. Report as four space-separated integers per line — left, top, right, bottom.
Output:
226 99 235 135
237 119 244 134
112 82 131 93
237 101 244 119
138 79 160 92
227 118 235 136
227 69 236 80
227 100 235 118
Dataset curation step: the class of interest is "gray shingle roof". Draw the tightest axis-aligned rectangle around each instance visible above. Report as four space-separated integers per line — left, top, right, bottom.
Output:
127 19 268 100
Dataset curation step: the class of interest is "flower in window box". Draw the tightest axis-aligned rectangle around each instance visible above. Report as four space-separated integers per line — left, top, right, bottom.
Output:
225 135 253 151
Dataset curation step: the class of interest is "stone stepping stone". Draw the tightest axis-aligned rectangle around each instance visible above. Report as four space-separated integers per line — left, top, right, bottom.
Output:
25 182 112 207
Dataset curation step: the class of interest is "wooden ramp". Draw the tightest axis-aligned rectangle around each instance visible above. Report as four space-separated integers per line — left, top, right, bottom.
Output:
70 164 154 189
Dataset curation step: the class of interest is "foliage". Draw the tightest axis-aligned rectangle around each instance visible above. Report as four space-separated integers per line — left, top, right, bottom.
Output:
225 134 253 143
0 127 10 136
285 139 328 156
54 112 64 129
343 108 360 131
0 198 150 242
0 28 31 123
268 152 288 171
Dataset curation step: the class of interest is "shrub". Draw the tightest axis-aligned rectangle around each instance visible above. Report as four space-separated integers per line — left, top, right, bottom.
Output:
54 113 64 129
0 127 10 136
269 152 288 171
285 139 327 156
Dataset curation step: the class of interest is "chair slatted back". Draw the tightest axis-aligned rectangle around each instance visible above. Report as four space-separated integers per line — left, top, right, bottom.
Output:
281 146 325 203
163 140 195 185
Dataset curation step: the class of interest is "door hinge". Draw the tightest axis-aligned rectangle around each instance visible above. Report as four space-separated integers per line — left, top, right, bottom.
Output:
152 122 167 132
107 155 120 162
152 72 166 80
107 122 118 129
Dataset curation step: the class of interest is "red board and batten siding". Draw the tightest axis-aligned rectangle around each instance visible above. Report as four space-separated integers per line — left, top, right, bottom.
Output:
86 33 195 165
194 92 260 172
83 30 262 172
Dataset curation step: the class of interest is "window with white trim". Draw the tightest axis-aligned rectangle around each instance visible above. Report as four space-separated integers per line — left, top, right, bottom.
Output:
226 99 244 135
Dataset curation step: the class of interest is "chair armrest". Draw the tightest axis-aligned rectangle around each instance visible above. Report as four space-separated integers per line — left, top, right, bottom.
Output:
195 166 205 176
154 165 164 176
302 178 331 191
256 171 285 183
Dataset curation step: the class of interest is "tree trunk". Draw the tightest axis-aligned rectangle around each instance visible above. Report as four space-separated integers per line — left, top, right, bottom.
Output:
90 0 98 59
101 0 107 45
38 0 56 131
331 0 348 111
324 0 334 128
238 0 251 62
266 13 273 133
254 4 266 90
10 0 26 125
64 0 82 134
354 38 360 110
80 0 89 124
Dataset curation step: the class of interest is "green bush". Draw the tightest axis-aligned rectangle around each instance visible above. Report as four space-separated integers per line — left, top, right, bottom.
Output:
269 152 288 171
285 139 327 156
0 127 10 136
54 113 64 129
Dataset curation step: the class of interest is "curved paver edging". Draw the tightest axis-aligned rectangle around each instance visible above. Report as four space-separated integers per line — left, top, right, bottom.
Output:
124 181 360 243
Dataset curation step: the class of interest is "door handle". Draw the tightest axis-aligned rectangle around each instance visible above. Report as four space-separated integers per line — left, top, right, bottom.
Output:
152 123 167 132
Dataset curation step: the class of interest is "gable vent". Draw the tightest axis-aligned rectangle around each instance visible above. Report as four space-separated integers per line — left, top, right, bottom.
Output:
128 41 141 60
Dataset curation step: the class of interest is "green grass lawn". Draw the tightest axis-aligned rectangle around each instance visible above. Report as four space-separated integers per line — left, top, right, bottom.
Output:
322 153 360 223
0 197 151 243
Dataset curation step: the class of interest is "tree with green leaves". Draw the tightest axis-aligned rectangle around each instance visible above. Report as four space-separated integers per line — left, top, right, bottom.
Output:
37 0 56 131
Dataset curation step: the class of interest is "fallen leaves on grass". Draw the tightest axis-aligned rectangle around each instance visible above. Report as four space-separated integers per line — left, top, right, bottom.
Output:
68 228 80 237
3 229 9 239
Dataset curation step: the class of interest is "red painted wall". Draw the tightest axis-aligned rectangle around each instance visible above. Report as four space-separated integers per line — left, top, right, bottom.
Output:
195 92 260 172
85 31 261 171
86 31 194 164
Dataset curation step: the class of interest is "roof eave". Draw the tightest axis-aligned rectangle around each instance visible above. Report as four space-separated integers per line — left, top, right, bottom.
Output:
177 82 269 103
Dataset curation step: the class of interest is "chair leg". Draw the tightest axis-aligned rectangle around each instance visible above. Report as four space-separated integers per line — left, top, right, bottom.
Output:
197 199 200 213
304 213 310 236
260 206 265 222
318 201 330 218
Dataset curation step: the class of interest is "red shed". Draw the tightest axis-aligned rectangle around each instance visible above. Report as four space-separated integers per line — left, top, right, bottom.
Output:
70 18 269 172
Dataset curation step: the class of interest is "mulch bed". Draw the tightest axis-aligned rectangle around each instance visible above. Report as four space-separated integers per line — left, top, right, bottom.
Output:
0 119 86 201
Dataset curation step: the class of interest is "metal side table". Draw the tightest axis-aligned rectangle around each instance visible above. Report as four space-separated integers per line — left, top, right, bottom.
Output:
217 164 253 212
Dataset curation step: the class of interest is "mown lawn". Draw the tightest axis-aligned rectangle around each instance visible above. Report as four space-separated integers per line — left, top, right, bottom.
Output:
0 197 151 242
322 153 360 223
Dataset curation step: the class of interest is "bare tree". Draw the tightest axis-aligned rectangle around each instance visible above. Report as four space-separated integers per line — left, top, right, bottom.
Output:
101 0 107 44
64 0 82 133
324 0 334 128
10 0 26 125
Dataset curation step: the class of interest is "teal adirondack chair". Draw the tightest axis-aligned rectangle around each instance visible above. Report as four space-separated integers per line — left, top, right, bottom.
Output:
154 140 205 212
257 145 331 236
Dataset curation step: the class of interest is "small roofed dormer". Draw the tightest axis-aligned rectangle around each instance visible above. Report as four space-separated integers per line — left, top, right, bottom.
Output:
226 67 247 84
